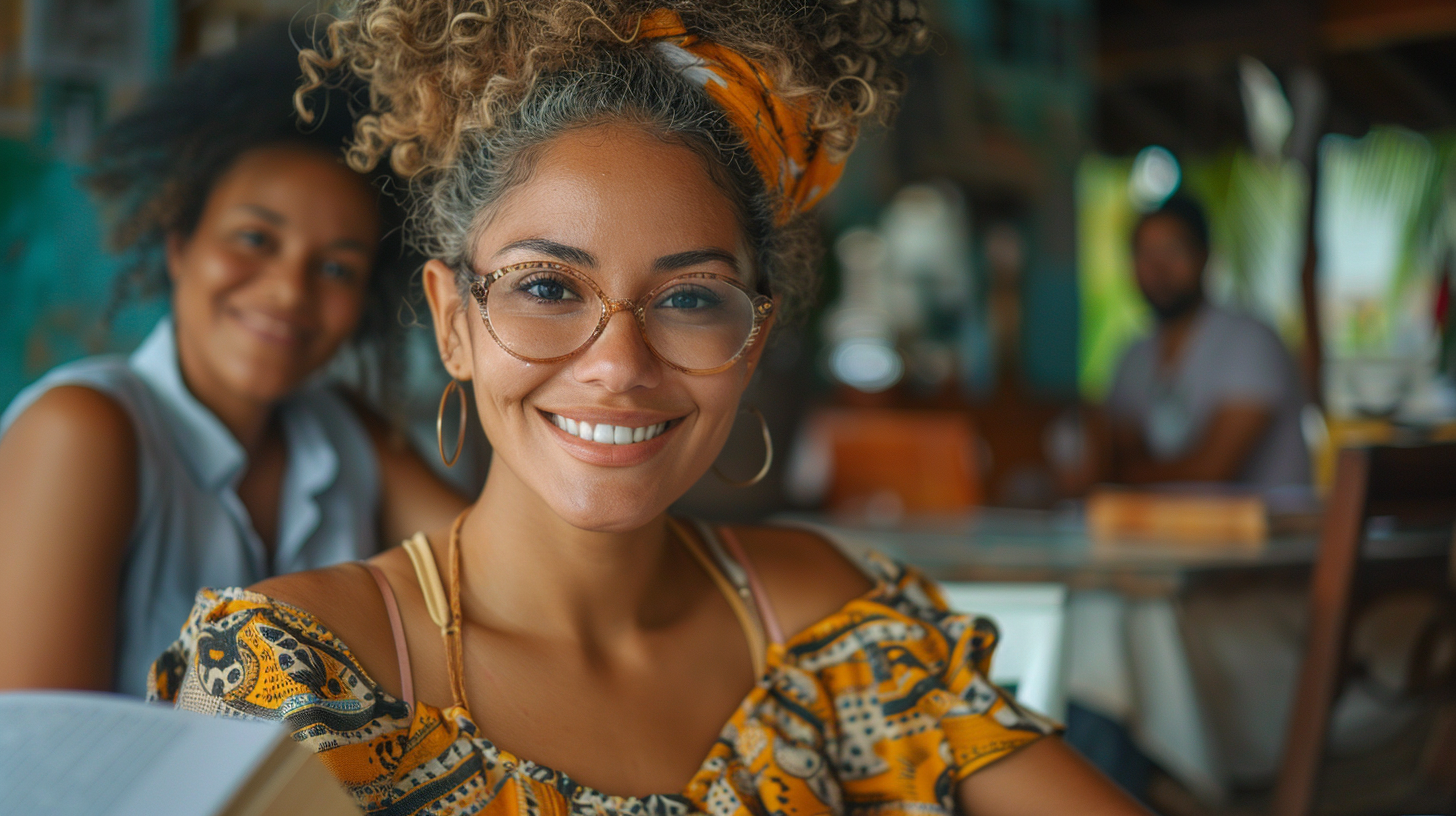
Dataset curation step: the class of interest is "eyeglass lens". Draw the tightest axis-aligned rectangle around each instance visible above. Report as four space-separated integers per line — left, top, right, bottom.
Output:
483 264 758 370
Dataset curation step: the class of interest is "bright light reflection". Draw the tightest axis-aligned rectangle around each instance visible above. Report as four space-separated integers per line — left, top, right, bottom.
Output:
1129 145 1181 211
830 338 904 393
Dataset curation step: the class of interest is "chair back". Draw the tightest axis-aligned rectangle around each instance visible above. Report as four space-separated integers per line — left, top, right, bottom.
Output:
1361 442 1456 522
1273 442 1456 816
938 582 1069 720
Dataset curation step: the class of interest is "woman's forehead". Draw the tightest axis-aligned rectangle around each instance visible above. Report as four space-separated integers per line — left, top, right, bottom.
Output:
210 146 380 242
473 124 751 277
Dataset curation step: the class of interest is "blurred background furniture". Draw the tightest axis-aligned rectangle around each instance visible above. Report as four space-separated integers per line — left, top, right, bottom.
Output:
1306 414 1456 492
1272 442 1456 816
791 408 984 515
796 505 1454 807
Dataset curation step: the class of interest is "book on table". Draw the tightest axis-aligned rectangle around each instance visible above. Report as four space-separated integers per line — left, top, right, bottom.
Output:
1086 486 1269 549
0 690 358 816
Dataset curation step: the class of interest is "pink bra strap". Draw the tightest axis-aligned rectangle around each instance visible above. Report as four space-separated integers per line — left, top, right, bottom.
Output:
362 562 414 707
716 527 786 646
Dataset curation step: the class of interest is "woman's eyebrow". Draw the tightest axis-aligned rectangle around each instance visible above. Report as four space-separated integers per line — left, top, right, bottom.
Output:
493 238 597 267
235 205 369 253
236 204 285 224
328 238 373 253
654 248 740 273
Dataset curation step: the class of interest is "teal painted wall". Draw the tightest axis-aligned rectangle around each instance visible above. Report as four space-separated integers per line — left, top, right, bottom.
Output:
0 139 165 406
2 0 174 406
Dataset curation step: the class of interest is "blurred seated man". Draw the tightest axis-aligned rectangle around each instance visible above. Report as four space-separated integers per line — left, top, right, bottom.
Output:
1052 199 1428 794
1101 194 1309 489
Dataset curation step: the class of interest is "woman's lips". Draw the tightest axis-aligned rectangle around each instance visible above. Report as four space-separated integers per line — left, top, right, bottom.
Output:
229 307 311 347
540 410 682 466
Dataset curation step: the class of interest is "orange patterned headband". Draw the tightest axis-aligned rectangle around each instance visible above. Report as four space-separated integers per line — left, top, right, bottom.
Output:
638 9 845 225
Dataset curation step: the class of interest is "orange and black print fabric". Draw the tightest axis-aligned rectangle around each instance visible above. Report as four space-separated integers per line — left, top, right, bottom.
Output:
150 550 1059 816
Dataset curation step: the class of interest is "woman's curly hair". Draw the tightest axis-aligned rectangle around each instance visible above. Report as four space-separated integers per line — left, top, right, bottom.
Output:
87 18 417 404
298 0 926 319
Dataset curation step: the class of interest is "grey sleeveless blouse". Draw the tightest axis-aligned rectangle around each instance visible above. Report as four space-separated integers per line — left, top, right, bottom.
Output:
0 318 380 696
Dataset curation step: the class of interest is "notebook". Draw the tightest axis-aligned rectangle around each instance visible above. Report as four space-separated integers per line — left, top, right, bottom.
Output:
0 691 357 816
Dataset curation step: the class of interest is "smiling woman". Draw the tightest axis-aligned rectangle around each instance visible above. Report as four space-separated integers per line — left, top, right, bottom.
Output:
149 3 1148 815
0 20 467 698
166 146 381 426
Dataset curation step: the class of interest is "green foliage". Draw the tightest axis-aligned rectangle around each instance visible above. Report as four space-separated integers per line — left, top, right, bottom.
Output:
1318 127 1442 356
1075 154 1146 400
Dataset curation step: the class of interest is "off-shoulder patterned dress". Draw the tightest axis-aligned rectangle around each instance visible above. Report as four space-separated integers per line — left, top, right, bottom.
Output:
149 521 1058 815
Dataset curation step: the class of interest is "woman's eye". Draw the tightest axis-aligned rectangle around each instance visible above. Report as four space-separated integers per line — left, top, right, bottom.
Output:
235 229 271 250
519 276 579 302
320 260 359 283
526 280 564 300
659 287 721 310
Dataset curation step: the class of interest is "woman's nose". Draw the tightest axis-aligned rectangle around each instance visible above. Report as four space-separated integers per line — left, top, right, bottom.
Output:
570 309 662 392
259 250 312 309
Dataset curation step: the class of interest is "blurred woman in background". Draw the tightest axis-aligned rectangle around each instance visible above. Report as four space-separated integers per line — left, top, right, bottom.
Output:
0 21 465 696
152 3 1148 814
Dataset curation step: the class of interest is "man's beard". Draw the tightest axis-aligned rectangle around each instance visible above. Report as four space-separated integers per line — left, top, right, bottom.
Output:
1148 288 1204 323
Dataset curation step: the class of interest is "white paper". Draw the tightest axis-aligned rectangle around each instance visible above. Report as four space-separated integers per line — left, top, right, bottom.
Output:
0 691 284 816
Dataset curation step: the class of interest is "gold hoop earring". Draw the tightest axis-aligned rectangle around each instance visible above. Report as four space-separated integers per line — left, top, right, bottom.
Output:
437 379 467 468
713 406 773 487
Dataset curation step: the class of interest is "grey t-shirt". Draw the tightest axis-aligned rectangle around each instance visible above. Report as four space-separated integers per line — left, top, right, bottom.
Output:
1106 305 1310 489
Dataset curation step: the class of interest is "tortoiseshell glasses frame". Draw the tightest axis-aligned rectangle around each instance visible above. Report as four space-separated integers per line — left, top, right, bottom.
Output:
467 260 775 376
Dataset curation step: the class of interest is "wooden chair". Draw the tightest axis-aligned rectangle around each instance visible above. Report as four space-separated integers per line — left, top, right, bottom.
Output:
1272 442 1456 816
811 408 984 514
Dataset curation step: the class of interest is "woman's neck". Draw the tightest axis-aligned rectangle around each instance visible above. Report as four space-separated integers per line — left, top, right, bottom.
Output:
174 336 276 453
453 463 696 647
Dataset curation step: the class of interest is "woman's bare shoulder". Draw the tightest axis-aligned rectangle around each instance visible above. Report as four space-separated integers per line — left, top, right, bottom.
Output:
728 525 873 639
249 554 404 690
4 384 135 455
0 385 139 551
250 561 375 619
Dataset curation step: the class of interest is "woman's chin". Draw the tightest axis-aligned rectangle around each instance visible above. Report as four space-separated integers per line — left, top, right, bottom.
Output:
226 370 307 407
547 484 679 534
561 507 671 534
212 350 318 406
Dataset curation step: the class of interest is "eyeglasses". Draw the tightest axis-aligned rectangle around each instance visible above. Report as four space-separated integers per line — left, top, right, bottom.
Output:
468 261 774 375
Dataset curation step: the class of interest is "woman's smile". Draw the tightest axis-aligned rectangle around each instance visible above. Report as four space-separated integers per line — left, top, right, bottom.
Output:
538 407 686 467
225 304 314 348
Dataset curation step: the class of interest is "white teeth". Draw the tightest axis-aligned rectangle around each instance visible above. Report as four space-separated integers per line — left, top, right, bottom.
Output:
549 414 671 445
